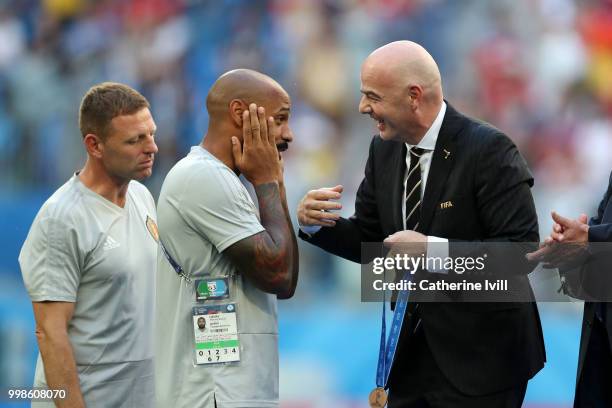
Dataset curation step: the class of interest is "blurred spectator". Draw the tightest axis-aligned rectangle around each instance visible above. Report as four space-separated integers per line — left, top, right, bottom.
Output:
2 1 612 405
0 0 610 289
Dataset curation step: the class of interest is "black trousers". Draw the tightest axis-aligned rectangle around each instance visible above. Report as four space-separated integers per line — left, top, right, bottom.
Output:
574 317 612 408
387 326 527 408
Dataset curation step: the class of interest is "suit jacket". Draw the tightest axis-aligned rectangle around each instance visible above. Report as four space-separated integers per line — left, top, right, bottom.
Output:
576 170 612 385
300 103 546 395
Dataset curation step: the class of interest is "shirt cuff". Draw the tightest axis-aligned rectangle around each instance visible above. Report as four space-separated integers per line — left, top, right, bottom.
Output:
300 225 322 237
427 235 449 274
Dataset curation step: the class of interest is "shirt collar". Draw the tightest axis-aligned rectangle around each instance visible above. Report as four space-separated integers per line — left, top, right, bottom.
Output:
405 101 446 152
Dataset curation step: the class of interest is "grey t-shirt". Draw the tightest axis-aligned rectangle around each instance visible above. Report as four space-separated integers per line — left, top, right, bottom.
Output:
19 175 158 407
155 146 279 408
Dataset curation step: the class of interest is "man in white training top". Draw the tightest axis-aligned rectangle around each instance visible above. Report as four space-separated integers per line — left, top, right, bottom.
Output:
19 82 159 408
155 69 298 408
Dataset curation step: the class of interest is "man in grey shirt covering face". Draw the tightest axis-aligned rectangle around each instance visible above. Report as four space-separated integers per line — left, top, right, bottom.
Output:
19 83 159 407
155 69 299 408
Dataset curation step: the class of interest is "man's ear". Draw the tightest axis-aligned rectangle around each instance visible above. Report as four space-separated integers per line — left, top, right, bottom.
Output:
83 133 104 159
229 99 247 128
407 84 423 110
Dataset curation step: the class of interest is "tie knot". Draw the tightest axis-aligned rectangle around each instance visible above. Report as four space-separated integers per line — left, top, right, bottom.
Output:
410 147 425 158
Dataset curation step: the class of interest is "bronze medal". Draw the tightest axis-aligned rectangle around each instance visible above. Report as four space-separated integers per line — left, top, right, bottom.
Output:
368 387 388 408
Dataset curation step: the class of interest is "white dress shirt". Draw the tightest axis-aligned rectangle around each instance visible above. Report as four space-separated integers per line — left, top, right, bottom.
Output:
405 102 448 272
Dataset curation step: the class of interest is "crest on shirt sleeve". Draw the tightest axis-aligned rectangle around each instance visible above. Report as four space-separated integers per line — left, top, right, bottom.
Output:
146 215 159 242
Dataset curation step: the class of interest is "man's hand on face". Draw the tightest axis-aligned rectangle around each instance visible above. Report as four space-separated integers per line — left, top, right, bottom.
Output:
297 185 343 227
231 103 283 185
526 212 589 268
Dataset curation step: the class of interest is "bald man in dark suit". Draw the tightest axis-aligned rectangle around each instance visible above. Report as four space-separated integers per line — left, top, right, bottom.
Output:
297 41 545 408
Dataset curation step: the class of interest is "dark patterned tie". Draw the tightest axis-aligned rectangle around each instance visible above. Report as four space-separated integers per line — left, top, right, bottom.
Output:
405 147 425 230
390 146 426 310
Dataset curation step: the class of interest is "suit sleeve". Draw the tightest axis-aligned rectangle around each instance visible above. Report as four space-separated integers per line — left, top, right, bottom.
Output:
476 132 538 238
567 171 612 300
588 170 612 243
299 136 384 263
448 131 539 278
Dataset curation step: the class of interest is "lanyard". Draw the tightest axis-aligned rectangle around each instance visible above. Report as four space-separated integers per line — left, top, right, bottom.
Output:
160 240 191 283
376 270 412 388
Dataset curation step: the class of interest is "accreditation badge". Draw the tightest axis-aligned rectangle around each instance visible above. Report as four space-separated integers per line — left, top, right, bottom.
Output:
194 278 230 302
192 304 240 365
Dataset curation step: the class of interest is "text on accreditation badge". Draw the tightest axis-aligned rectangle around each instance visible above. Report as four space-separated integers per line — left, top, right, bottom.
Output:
192 303 240 364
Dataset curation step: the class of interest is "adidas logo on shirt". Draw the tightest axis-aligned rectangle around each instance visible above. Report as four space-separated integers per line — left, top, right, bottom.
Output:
103 236 120 251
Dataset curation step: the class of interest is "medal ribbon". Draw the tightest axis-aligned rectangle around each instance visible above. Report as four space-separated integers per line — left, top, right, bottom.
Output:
376 270 413 388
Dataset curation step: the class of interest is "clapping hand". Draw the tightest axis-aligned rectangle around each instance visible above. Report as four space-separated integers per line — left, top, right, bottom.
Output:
526 212 589 269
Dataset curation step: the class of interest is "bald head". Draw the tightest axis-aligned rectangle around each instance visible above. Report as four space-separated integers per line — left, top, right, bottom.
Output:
206 69 288 123
359 41 444 144
201 69 293 168
363 41 443 103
